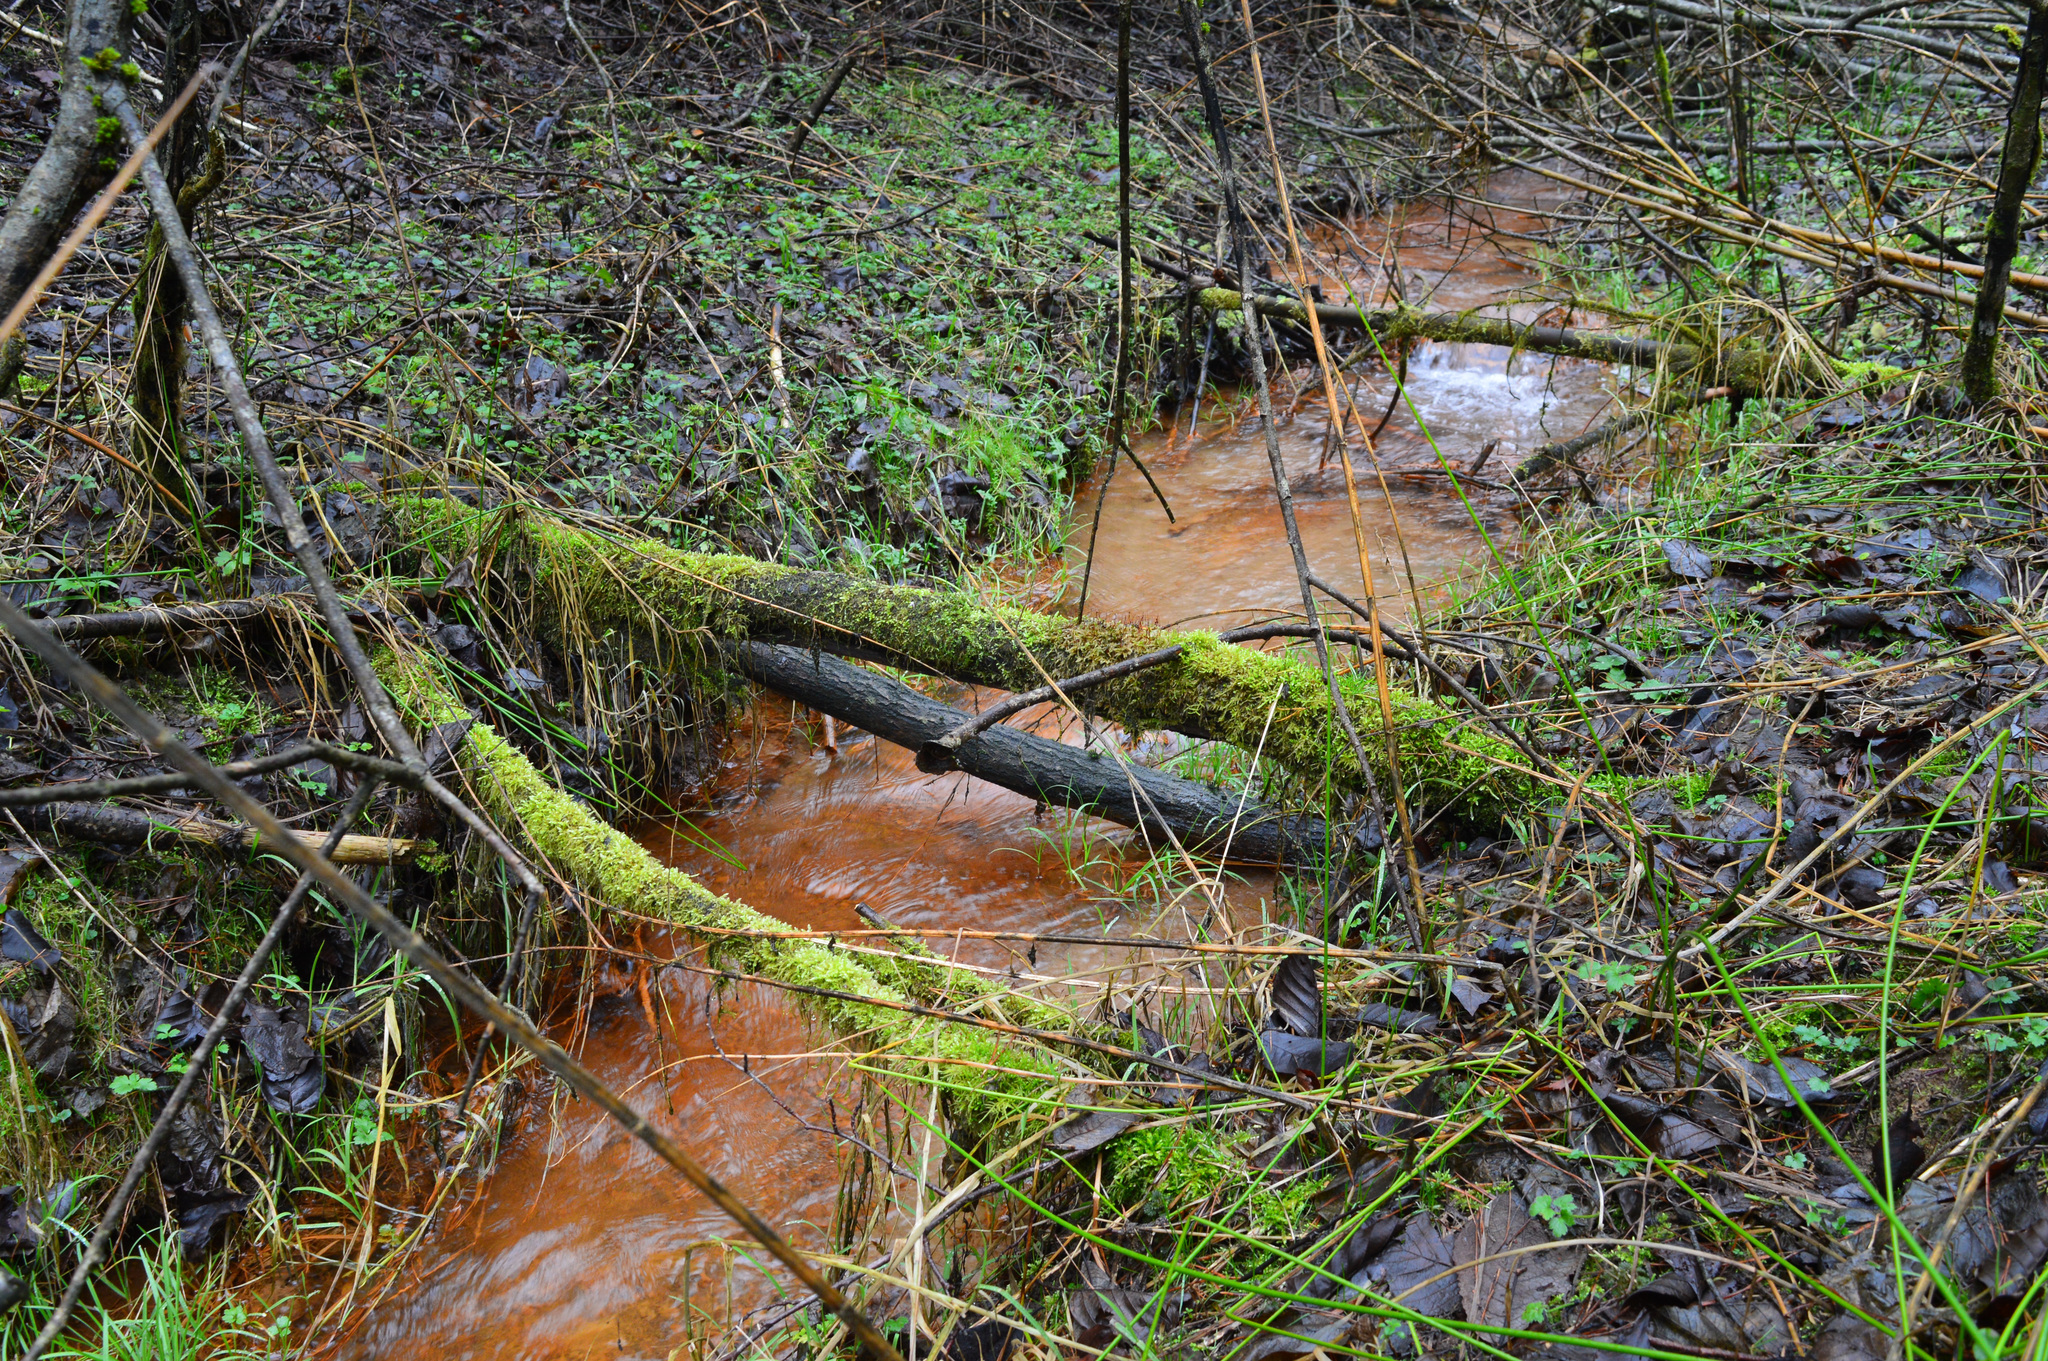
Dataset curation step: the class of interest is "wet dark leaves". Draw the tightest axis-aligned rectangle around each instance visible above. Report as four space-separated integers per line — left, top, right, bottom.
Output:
1356 1002 1437 1035
942 1318 1015 1361
422 718 477 773
1987 1196 2048 1301
1954 556 2010 605
1 980 78 1079
1820 601 1883 630
1374 1075 1441 1140
145 984 209 1053
1241 1309 1350 1361
1363 1215 1462 1356
1651 1294 1791 1354
1050 1103 1142 1156
1068 1259 1166 1349
1448 974 1495 1016
1309 1214 1402 1295
936 470 991 528
241 1000 325 1114
1810 1312 1890 1361
158 1102 252 1258
1663 540 1713 580
1837 865 1887 907
1270 952 1323 1036
1811 546 1866 583
0 1186 40 1254
1648 1112 1725 1160
0 907 60 973
503 665 549 697
1711 1049 1834 1108
1867 1112 1926 1196
1451 1190 1585 1336
1625 1265 1702 1308
1256 1029 1353 1077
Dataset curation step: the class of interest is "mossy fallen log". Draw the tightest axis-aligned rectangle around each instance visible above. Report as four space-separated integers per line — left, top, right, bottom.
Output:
376 648 1083 1132
389 498 1525 809
1195 286 1883 398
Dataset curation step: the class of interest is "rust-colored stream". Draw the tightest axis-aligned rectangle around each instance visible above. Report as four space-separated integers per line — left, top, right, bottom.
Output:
335 179 1605 1361
1069 172 1612 630
336 704 1224 1361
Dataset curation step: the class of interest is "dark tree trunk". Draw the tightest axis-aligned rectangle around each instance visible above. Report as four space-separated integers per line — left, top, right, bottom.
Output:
129 0 210 519
1961 1 2048 404
732 642 1358 868
0 0 134 321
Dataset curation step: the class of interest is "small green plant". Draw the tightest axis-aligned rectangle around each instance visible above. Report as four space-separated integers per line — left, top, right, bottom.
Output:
1791 1023 1863 1058
1577 960 1643 993
347 1098 393 1147
1529 1193 1580 1238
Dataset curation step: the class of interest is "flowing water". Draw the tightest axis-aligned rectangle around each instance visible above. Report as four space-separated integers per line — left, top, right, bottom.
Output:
337 178 1609 1361
1070 174 1613 629
336 703 1219 1361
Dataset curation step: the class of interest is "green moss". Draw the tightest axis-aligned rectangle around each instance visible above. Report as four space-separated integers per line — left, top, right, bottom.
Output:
10 860 123 1057
384 497 1532 811
1107 1123 1232 1213
1587 770 1709 808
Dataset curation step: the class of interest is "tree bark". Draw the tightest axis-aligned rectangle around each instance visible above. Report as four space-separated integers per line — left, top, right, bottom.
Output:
0 0 133 320
19 801 416 864
128 0 221 524
733 642 1354 866
1960 1 2048 404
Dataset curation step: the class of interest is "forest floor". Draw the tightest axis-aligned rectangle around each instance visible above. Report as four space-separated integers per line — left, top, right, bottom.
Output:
2 0 2048 1359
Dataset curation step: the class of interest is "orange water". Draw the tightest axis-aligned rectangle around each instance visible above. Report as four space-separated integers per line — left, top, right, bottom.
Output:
1067 173 1612 631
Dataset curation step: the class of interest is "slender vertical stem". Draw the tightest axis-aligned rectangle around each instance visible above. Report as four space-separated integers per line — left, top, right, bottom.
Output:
1235 0 1430 948
1962 0 2048 404
1173 0 1393 905
1077 0 1135 620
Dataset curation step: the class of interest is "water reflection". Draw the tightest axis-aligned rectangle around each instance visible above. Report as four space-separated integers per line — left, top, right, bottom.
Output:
1067 173 1613 630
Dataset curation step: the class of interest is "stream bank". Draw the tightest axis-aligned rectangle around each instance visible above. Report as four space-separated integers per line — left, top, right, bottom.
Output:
332 182 1606 1361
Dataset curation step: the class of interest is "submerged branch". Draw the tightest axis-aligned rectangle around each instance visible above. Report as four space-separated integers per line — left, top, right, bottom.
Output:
733 640 1352 865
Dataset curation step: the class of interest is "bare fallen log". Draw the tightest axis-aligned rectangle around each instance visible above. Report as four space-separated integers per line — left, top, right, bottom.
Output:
40 597 280 641
18 801 416 864
733 642 1353 865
